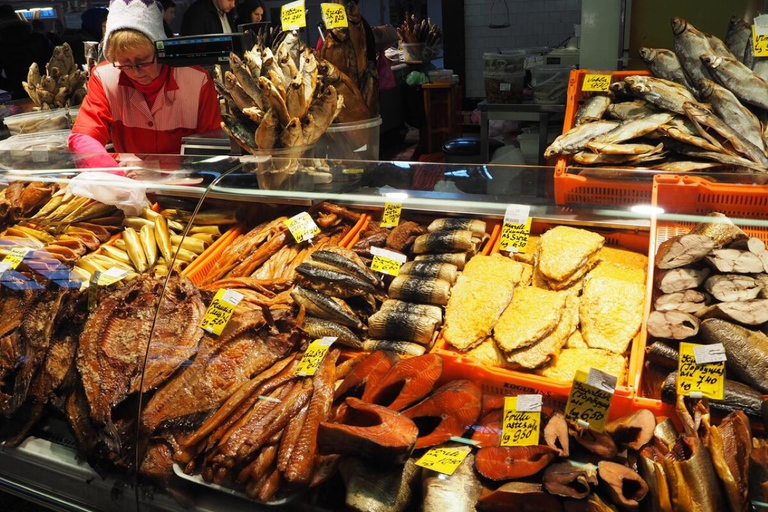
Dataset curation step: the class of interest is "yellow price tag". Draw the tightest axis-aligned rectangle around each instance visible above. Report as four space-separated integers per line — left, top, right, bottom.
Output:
582 74 611 92
753 26 768 57
500 395 541 447
343 168 364 175
295 337 337 376
564 368 616 433
97 266 129 286
380 202 402 228
370 246 406 276
281 0 306 31
677 342 726 400
0 247 30 271
415 445 472 475
321 3 348 29
499 203 532 253
284 211 320 243
200 289 244 336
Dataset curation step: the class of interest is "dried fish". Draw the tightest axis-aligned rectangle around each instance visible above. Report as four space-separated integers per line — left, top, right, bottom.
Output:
700 54 768 111
544 120 619 158
639 47 690 87
671 16 714 84
575 95 612 125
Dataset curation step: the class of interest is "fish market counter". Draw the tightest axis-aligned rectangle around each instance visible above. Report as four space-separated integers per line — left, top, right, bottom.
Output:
0 152 766 511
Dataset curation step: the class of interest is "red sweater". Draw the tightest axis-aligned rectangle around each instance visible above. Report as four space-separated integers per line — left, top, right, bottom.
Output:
71 62 221 154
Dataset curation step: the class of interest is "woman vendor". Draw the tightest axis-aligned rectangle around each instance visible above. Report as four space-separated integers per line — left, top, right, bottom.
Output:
68 0 221 164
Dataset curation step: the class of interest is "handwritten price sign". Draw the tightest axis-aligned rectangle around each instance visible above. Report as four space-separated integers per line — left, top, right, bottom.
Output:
499 203 531 253
370 246 406 276
284 211 320 243
295 337 336 376
200 289 244 336
677 342 726 400
500 395 541 447
564 368 616 433
380 202 402 228
582 74 611 92
281 0 306 30
321 3 348 29
415 446 471 475
0 247 30 273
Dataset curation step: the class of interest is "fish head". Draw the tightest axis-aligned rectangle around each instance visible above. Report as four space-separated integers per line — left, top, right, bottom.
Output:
671 17 687 35
697 78 714 98
682 101 707 118
638 47 655 62
699 54 720 69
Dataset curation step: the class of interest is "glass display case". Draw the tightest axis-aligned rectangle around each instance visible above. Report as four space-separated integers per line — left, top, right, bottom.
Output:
0 150 766 512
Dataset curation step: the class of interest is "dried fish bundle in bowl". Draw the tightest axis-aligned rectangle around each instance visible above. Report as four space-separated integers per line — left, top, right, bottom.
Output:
22 42 87 111
216 31 344 156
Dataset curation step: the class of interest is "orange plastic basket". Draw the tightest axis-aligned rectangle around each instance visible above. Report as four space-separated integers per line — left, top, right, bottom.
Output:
182 223 246 286
554 69 654 207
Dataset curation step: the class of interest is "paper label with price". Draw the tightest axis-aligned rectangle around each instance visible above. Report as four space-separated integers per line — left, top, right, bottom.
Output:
284 211 320 243
415 445 472 475
499 204 532 253
295 337 337 376
97 266 129 286
370 246 407 276
321 3 348 28
380 202 402 228
564 369 615 433
200 289 244 336
500 395 541 447
677 342 725 400
0 247 31 272
582 74 611 92
281 0 306 30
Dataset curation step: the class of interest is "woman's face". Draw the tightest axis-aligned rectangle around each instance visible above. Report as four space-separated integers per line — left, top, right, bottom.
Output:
113 45 161 85
251 6 264 22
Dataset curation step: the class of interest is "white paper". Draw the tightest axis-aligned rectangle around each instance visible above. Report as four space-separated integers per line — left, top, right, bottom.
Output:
515 394 542 412
103 266 129 278
587 367 617 394
755 15 768 36
318 336 338 347
221 289 244 306
370 246 407 263
504 204 530 225
693 343 727 365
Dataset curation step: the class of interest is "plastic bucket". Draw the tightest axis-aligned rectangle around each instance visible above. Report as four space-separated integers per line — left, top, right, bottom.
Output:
3 108 72 135
531 65 572 105
483 70 525 104
403 43 425 63
315 117 382 161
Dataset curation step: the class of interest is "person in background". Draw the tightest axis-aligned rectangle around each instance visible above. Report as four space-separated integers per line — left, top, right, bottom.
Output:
161 0 175 38
236 0 265 24
0 4 53 99
180 0 236 36
69 0 221 165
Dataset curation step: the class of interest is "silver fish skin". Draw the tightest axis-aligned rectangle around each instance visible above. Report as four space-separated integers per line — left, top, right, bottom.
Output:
659 125 725 153
574 95 612 126
700 54 768 110
668 143 767 172
311 250 379 286
639 47 691 88
706 33 736 59
726 16 751 63
296 262 376 297
584 142 663 156
573 151 662 165
291 285 362 328
422 450 482 512
743 29 755 68
339 457 420 512
624 75 700 114
697 78 764 152
543 120 619 158
229 52 263 108
302 316 362 349
700 318 768 394
606 99 657 120
683 102 768 167
587 112 674 145
362 340 426 357
672 16 714 85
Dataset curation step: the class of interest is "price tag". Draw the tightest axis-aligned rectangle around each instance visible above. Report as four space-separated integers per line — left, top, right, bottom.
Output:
499 204 532 253
582 74 611 92
564 368 615 433
415 445 472 475
0 247 30 271
380 202 402 228
343 167 364 175
96 266 129 286
500 395 541 447
321 3 348 28
753 26 768 57
370 246 407 276
284 211 320 243
693 343 727 365
200 289 244 336
677 342 725 400
281 0 306 31
295 337 337 376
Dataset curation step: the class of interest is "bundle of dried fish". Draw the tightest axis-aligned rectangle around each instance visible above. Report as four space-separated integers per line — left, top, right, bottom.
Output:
0 182 58 227
217 32 347 154
22 43 87 110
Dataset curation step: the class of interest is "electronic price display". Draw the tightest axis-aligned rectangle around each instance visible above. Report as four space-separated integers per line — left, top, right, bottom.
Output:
155 34 250 67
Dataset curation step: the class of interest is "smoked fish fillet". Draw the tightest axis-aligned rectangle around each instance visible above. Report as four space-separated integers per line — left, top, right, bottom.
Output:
580 275 645 354
493 287 566 352
536 226 604 284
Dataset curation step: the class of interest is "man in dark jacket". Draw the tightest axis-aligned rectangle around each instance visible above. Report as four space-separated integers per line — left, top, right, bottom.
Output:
180 0 236 36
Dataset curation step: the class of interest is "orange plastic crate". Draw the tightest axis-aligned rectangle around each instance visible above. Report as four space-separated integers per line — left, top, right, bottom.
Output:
554 69 654 207
182 223 246 286
433 221 651 403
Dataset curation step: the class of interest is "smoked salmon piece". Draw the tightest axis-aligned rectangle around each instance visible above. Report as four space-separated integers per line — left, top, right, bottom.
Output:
334 350 395 403
318 397 418 463
475 445 557 481
362 353 442 411
471 409 502 448
401 379 482 449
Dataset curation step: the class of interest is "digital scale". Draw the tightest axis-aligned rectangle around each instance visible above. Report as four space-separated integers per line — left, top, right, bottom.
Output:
155 33 252 67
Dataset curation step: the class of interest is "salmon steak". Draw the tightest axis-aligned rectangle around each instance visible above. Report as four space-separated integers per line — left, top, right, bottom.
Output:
475 445 557 481
362 353 443 411
318 397 418 463
402 379 482 449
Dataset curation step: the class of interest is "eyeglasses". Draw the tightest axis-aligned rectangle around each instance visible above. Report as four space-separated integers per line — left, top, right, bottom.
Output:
113 54 157 71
